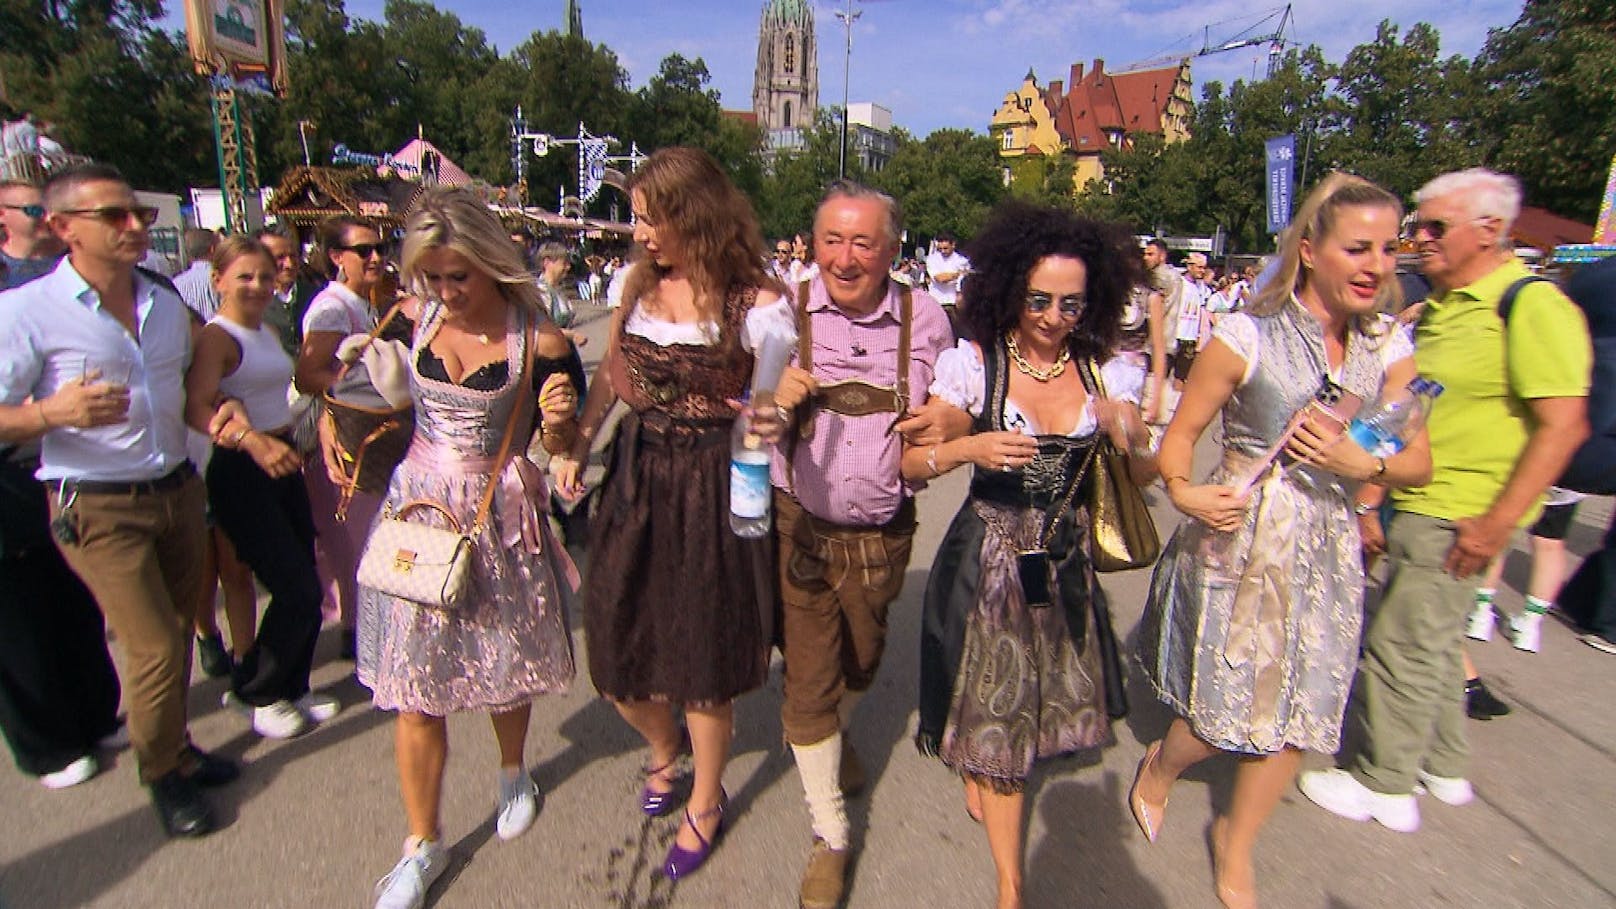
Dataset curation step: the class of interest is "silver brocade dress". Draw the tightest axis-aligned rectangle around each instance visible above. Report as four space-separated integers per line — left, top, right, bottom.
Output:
1137 300 1409 754
356 304 577 715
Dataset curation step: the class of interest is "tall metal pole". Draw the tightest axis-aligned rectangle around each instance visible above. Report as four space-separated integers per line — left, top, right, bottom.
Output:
834 0 861 179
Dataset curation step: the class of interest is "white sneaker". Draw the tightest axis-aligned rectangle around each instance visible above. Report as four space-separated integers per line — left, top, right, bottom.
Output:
39 755 97 789
1465 604 1496 641
295 691 340 723
373 838 449 909
495 773 540 841
224 692 307 739
1414 770 1475 806
1581 632 1616 654
1298 768 1420 833
1510 612 1543 653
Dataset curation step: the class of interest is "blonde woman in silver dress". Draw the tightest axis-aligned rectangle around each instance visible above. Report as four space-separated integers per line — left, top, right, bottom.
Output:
1132 174 1433 909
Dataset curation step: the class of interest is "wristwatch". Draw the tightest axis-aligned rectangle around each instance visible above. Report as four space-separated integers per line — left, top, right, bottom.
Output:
1353 501 1377 517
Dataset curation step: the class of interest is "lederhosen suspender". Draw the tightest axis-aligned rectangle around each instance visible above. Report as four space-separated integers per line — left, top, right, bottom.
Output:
793 279 912 442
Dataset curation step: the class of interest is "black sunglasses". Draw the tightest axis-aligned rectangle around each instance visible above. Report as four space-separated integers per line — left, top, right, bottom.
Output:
337 242 385 259
2 203 46 219
1409 218 1451 240
59 205 160 227
774 247 791 255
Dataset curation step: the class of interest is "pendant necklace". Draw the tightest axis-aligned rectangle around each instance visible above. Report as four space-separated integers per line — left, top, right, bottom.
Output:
1006 333 1070 382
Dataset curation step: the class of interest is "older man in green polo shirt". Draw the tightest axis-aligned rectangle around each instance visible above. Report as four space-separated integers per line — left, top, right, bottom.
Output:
1300 168 1593 833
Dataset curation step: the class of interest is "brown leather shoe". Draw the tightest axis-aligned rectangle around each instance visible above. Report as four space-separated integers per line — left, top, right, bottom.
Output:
839 740 866 798
799 838 848 909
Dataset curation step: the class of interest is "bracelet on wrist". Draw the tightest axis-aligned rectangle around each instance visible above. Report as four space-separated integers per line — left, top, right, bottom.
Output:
1370 456 1388 482
35 401 50 431
1353 501 1377 517
926 445 940 478
229 428 250 448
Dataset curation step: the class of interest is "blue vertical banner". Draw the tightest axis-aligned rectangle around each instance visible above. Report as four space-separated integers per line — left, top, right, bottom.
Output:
1265 134 1296 234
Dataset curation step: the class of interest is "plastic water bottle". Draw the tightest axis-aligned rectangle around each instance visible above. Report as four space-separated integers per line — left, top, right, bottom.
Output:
1346 377 1445 457
728 332 795 538
729 408 773 538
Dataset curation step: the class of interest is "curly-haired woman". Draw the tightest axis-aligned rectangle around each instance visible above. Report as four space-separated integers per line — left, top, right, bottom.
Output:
914 201 1157 909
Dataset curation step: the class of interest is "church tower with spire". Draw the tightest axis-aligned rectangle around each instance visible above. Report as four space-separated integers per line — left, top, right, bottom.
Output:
563 0 583 38
752 0 818 141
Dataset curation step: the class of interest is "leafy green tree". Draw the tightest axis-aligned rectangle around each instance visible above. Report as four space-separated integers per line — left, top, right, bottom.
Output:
1330 21 1483 198
755 109 849 240
874 127 1005 243
624 54 766 198
0 0 214 193
1474 0 1616 222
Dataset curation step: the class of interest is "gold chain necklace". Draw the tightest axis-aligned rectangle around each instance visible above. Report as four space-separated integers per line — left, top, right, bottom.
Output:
1006 333 1070 382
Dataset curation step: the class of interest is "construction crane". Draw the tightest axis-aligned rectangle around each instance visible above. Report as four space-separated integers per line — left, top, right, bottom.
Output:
1121 4 1294 77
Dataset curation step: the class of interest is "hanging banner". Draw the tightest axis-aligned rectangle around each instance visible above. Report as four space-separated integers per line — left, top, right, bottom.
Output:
1265 134 1296 235
579 137 609 204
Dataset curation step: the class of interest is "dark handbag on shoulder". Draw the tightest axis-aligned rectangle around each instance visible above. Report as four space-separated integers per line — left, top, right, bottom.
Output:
1079 361 1161 572
324 299 415 518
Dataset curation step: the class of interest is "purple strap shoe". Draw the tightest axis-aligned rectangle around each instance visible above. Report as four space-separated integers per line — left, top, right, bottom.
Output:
640 733 692 817
662 790 727 880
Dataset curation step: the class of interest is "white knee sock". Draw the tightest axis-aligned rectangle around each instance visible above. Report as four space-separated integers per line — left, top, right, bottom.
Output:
792 733 849 850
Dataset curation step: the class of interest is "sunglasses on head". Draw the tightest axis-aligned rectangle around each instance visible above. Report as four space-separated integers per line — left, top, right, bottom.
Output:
59 205 160 227
337 242 385 259
1025 292 1085 318
2 203 46 219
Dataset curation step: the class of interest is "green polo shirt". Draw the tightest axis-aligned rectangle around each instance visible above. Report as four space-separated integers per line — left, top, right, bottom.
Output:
1392 258 1592 525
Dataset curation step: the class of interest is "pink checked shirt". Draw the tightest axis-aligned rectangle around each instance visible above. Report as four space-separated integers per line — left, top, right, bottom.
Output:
768 276 955 526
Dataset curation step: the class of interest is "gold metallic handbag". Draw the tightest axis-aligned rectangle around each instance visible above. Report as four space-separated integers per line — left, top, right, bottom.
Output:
1080 361 1161 573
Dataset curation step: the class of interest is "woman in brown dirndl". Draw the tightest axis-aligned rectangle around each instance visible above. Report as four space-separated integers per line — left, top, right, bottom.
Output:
552 147 784 880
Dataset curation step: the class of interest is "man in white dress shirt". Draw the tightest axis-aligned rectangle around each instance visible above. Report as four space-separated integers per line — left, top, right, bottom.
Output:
924 231 970 330
0 163 239 839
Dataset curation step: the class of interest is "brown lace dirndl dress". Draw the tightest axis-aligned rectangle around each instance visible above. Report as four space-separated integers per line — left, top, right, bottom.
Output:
583 288 774 704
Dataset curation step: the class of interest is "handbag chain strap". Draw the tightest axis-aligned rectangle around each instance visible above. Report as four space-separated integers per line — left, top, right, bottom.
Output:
466 314 537 537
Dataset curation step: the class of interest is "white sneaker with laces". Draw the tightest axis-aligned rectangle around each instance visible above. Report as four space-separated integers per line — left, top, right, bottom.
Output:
495 773 540 841
39 755 97 790
373 838 449 909
295 691 340 723
1299 768 1420 833
1509 612 1543 653
1465 604 1496 641
1413 770 1475 806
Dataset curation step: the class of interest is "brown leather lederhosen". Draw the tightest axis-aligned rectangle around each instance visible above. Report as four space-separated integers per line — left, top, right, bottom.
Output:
777 279 920 744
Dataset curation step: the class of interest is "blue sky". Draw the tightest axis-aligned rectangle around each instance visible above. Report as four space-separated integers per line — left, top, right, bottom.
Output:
168 0 1527 138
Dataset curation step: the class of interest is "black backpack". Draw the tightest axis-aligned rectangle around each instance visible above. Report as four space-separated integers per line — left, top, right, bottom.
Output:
1498 272 1615 495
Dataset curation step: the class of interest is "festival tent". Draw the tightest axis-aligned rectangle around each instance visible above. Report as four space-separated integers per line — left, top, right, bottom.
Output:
390 138 473 187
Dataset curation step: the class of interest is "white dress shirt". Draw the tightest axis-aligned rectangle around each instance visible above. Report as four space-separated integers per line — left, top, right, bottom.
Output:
924 250 970 307
0 257 193 482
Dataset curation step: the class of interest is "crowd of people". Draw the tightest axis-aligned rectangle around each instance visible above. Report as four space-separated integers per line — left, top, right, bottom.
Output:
0 154 1610 909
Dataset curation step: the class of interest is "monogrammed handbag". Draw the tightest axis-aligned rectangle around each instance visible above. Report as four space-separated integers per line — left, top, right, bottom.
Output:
356 318 535 609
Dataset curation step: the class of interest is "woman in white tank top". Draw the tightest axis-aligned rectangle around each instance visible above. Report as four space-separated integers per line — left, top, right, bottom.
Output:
184 237 334 741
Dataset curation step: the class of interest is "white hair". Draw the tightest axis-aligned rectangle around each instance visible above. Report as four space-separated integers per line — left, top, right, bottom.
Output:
1415 168 1522 246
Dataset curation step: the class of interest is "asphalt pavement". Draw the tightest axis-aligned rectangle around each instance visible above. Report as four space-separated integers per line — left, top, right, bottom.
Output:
2 301 1612 909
